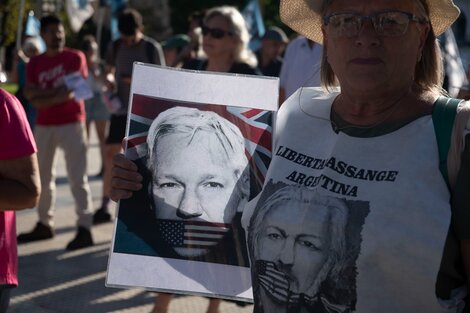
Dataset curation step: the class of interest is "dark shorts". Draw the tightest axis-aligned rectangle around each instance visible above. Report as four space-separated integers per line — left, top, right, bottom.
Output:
106 114 127 144
0 287 11 313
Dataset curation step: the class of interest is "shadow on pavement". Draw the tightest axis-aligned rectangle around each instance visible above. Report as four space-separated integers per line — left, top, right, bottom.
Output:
10 229 154 312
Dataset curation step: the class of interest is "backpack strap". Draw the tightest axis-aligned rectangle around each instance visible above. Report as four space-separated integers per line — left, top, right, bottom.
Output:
112 39 121 65
145 39 155 64
432 96 461 188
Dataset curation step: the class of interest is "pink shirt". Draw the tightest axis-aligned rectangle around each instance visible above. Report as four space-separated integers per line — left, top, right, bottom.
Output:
26 48 87 126
0 88 37 286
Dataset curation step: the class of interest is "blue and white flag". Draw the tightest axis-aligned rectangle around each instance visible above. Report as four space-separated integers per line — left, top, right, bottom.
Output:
25 11 40 37
66 0 94 32
106 0 128 40
241 0 265 51
25 11 46 52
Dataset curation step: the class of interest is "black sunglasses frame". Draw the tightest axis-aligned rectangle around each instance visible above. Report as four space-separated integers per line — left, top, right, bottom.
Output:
201 26 234 39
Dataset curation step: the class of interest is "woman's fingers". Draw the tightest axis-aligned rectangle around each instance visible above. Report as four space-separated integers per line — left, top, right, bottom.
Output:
113 153 138 172
109 153 143 202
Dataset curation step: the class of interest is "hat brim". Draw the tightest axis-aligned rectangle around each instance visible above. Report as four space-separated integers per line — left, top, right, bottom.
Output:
280 0 461 44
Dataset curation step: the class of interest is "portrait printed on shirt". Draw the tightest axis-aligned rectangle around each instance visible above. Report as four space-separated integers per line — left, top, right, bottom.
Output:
114 94 273 267
247 181 370 313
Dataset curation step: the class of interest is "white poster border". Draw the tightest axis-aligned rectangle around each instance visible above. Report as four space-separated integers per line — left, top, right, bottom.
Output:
106 63 279 302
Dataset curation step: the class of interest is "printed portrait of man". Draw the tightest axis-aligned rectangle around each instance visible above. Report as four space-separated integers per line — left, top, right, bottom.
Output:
248 184 368 313
114 106 251 267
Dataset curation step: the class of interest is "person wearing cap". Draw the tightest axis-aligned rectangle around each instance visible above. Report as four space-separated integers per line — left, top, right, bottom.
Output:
162 34 191 68
108 0 470 312
255 26 288 77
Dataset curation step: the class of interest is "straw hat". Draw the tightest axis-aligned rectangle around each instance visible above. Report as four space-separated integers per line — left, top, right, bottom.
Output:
280 0 460 44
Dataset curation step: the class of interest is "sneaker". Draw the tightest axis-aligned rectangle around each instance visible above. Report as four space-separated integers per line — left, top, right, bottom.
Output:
66 227 94 251
92 207 112 225
17 222 54 243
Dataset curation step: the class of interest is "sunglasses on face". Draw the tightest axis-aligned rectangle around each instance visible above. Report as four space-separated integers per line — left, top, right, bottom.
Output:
323 10 428 38
201 26 234 39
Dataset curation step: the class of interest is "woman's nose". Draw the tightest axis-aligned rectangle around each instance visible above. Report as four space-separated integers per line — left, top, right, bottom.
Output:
355 20 381 47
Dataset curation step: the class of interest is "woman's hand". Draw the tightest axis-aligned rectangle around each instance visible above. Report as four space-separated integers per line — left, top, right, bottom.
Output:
109 153 143 201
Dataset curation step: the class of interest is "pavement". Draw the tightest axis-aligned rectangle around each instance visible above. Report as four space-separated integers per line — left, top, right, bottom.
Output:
10 127 254 313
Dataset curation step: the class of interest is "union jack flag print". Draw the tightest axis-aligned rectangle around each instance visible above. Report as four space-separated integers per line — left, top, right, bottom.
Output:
125 94 273 188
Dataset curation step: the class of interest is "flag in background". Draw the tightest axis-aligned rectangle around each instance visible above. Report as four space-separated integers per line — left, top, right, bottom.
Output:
66 0 94 32
25 11 46 52
242 0 265 51
106 0 129 40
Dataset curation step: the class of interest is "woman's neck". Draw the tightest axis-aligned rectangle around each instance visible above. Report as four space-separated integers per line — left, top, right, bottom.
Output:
206 54 234 72
333 84 436 127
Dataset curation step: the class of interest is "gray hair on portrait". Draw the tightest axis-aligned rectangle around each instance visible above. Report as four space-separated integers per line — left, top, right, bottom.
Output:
203 6 258 67
320 0 445 95
146 106 250 197
248 185 349 296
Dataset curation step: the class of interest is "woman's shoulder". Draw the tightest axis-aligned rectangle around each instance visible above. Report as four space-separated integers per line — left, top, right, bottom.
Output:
182 58 206 70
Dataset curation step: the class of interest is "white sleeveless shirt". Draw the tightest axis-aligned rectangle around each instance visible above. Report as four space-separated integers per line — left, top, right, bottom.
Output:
243 87 452 312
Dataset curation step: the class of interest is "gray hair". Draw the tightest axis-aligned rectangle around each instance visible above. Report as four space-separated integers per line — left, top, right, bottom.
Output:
146 106 250 196
204 6 258 67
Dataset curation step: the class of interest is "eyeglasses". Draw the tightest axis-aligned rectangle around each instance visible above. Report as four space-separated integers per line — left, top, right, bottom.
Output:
201 26 233 39
323 10 428 38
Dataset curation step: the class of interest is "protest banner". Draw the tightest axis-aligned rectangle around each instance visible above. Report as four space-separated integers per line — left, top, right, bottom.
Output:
106 63 278 302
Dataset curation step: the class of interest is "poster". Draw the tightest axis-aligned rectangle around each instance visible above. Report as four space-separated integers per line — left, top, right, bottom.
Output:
106 63 279 302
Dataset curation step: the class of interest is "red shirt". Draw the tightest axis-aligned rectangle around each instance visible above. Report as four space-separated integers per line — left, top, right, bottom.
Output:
26 48 88 125
0 88 37 287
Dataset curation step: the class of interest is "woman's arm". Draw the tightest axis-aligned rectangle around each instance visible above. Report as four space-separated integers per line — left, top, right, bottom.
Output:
0 153 40 210
452 134 470 287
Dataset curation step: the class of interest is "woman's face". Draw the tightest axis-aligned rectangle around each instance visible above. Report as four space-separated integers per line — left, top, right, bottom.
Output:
256 201 329 294
323 0 429 94
202 15 237 60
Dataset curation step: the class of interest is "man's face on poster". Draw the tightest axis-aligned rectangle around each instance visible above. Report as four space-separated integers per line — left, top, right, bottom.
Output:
150 131 243 257
256 201 329 294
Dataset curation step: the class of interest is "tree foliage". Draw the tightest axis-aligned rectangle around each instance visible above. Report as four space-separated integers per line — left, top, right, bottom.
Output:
0 0 35 46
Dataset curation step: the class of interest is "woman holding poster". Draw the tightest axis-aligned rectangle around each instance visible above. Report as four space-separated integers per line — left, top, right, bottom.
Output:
110 0 470 312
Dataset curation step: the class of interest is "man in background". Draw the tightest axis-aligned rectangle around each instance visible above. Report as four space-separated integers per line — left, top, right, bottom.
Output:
279 35 323 104
256 26 288 77
17 15 94 250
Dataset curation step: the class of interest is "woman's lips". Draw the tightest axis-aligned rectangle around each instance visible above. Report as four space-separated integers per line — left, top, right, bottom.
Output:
350 58 383 65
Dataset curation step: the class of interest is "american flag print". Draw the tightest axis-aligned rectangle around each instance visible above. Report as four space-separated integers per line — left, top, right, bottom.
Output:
257 260 290 302
157 220 230 248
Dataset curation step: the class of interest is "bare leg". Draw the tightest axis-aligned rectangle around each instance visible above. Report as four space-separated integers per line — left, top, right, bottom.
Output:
85 120 91 139
206 298 221 313
150 293 173 313
103 143 122 201
94 120 109 174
